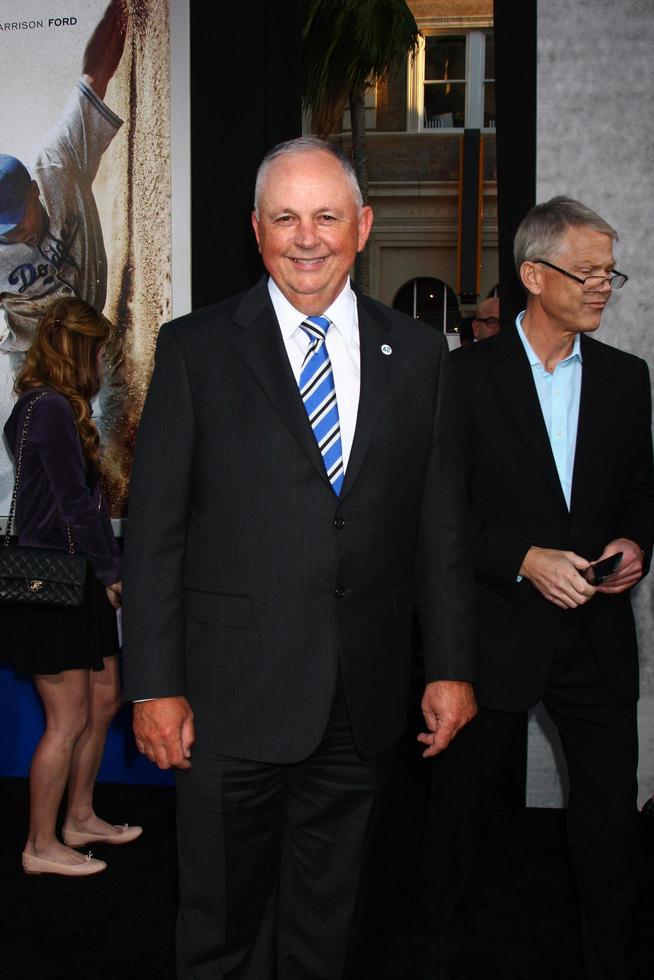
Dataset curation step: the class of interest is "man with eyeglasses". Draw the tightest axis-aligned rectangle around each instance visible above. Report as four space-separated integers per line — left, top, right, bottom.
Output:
471 296 501 341
411 196 654 980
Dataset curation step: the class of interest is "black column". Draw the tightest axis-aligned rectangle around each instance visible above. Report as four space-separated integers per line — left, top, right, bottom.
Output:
190 1 303 309
493 0 537 325
490 0 538 806
458 128 482 305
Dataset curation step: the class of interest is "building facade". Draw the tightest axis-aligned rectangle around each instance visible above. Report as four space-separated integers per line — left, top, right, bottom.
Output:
308 1 497 343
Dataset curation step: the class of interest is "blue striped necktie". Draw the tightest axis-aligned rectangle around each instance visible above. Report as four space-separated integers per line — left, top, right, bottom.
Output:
299 315 344 495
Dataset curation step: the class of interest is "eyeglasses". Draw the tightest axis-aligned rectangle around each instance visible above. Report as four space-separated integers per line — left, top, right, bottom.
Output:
474 316 500 327
533 259 628 292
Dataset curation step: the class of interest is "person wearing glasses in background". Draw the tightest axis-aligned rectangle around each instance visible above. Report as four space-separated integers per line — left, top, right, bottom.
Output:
471 296 501 341
411 197 654 980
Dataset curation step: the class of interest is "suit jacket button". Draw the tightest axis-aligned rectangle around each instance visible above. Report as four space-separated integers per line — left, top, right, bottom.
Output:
570 526 580 536
334 518 345 529
335 587 347 599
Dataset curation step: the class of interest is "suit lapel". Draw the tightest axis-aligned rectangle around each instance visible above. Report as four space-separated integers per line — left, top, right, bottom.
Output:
231 282 410 498
231 279 331 488
489 326 568 511
340 296 401 497
569 335 608 514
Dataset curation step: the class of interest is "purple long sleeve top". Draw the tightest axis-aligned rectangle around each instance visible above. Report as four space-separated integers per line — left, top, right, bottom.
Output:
4 387 121 586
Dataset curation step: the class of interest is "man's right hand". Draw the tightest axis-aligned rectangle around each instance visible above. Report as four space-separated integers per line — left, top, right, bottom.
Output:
519 546 596 609
133 696 195 770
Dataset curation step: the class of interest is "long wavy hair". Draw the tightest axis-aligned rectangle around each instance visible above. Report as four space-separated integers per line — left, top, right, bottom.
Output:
15 298 114 469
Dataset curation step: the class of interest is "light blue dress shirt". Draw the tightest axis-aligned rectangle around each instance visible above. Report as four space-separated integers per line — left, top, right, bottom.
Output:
515 312 582 510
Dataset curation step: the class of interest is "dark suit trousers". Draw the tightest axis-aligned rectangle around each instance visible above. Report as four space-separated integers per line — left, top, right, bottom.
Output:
174 679 394 979
411 617 638 980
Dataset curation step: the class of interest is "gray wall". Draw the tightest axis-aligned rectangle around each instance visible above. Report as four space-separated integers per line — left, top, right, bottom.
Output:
528 0 654 806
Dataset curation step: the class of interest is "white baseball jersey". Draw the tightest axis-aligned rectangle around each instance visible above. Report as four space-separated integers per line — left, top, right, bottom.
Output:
0 77 123 352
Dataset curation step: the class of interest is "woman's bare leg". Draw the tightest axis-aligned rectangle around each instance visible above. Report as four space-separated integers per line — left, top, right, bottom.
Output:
25 669 91 864
64 655 122 837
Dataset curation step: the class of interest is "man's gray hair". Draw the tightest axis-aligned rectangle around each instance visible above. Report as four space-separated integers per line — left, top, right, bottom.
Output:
253 137 363 216
514 196 618 273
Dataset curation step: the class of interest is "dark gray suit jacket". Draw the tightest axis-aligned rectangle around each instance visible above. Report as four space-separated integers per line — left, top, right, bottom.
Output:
452 324 654 710
122 279 475 762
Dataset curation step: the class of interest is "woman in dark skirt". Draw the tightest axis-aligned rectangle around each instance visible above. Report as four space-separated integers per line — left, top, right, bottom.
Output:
1 297 141 877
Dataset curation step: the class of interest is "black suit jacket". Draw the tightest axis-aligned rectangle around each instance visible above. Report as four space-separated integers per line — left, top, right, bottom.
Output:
122 279 475 763
452 324 654 711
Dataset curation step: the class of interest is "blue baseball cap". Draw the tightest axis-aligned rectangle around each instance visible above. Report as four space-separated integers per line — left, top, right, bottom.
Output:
0 154 33 235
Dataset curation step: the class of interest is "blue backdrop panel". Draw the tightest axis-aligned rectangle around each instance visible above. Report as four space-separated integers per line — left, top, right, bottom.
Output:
0 667 173 786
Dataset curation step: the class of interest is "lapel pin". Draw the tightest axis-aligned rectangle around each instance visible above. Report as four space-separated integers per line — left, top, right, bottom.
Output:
381 344 392 356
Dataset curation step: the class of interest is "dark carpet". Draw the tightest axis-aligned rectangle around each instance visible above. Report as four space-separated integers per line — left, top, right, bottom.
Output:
1 737 653 980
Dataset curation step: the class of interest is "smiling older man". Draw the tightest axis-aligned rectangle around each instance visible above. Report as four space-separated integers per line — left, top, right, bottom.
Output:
122 137 476 979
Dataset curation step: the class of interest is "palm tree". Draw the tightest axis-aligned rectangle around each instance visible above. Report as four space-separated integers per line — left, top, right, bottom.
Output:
302 0 420 292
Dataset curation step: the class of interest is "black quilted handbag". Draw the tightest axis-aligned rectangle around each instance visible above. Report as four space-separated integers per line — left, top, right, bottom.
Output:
0 392 87 607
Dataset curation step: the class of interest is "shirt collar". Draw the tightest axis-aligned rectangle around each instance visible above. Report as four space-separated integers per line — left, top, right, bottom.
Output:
267 277 358 344
515 310 583 369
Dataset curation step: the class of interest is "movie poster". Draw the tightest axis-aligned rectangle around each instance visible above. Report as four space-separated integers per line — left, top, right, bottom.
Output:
0 0 190 516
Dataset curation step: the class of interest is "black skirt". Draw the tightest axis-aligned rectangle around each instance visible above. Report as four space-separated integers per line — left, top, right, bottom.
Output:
0 566 119 675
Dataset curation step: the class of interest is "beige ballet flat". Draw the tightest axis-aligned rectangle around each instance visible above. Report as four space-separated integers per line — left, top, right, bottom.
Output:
62 823 143 847
22 851 106 876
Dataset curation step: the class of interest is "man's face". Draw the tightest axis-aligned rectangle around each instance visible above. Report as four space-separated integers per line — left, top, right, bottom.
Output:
252 150 373 315
522 225 615 336
0 181 47 247
472 297 500 340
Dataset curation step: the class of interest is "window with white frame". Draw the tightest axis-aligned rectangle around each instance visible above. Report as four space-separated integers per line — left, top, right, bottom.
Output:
343 88 377 132
407 30 495 132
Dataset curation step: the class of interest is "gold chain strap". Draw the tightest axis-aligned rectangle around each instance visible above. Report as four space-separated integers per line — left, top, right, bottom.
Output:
4 391 76 555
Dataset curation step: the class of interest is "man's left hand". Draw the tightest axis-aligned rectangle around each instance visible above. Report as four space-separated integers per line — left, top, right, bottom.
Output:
418 680 477 758
595 537 644 594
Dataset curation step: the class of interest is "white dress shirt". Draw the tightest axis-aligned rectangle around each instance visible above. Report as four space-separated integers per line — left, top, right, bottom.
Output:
267 277 361 470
